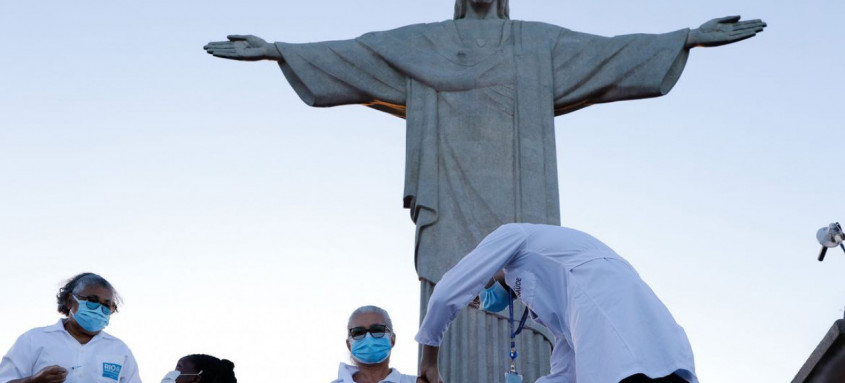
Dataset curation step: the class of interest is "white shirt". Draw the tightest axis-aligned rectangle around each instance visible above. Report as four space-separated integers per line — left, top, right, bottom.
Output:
0 320 141 383
416 223 698 383
331 362 417 383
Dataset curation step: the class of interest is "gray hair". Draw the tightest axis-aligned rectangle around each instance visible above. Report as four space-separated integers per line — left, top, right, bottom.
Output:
348 305 394 332
56 272 121 315
454 0 510 20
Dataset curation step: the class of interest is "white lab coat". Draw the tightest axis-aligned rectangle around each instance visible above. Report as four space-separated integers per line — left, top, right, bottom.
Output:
331 362 417 383
0 320 141 383
415 223 697 383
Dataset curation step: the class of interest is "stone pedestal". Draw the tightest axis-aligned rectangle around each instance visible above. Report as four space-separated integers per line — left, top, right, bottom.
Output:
793 319 845 383
419 280 554 382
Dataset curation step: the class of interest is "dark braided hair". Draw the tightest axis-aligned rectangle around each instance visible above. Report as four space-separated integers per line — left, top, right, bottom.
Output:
181 354 237 383
56 272 120 315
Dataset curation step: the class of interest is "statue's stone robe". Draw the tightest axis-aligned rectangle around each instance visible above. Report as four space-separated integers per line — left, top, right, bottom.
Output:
276 20 689 283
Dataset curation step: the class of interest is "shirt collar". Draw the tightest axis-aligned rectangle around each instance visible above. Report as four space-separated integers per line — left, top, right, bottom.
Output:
337 363 404 383
44 319 67 333
382 368 405 383
44 319 114 341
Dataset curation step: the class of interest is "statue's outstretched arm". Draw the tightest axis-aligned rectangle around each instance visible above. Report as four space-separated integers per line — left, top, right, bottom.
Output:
203 35 284 62
686 16 767 49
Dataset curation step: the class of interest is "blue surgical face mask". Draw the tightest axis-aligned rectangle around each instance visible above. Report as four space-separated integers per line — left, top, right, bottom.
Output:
480 280 510 313
161 370 203 383
350 333 392 364
71 296 110 332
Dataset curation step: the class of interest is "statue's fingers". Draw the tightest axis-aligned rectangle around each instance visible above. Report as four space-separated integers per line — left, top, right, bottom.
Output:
738 19 764 25
227 34 251 41
203 43 233 51
730 26 764 35
717 15 742 24
733 20 766 31
211 47 238 55
205 41 235 48
729 29 757 38
211 49 240 58
212 52 242 59
727 33 756 44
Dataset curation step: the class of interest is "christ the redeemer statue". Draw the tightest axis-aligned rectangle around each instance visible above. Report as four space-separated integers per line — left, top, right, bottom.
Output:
205 0 765 381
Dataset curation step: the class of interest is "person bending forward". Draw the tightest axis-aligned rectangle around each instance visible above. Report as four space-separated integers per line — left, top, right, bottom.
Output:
416 224 696 383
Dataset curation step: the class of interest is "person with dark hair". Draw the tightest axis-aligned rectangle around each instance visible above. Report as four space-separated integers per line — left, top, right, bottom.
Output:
332 305 416 383
160 354 236 383
0 272 141 383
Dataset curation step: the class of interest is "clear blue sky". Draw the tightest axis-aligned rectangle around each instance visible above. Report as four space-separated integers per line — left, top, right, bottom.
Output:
1 1 844 382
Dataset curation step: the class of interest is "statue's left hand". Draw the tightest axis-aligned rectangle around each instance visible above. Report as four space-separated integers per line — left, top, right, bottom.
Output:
687 16 767 48
203 35 282 61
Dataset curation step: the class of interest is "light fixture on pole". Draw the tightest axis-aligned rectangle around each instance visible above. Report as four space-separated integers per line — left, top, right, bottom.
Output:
817 222 845 262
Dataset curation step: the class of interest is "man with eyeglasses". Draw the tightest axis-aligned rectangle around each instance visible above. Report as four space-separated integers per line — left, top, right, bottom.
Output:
333 305 416 383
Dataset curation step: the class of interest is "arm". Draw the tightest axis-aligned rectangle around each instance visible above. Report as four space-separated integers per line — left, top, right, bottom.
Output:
417 345 442 383
415 224 528 381
204 33 406 111
6 366 68 383
686 16 767 49
552 28 690 115
0 333 66 383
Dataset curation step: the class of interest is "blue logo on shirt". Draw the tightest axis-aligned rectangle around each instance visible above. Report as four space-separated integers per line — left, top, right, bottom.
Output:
102 363 122 381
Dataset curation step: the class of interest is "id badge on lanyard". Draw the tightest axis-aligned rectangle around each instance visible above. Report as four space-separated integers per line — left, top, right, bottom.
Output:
505 371 524 383
507 288 529 383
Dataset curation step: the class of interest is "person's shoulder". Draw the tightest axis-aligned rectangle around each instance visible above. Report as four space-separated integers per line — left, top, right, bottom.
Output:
332 362 356 383
361 20 452 39
395 19 453 32
19 320 64 337
5 321 64 351
516 20 570 34
386 367 418 383
517 20 565 29
399 372 418 383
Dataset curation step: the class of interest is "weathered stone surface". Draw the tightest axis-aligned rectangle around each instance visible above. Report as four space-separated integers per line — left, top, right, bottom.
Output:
793 320 845 383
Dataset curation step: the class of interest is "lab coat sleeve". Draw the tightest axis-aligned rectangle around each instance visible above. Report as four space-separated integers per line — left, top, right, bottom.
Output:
0 332 33 382
415 224 528 346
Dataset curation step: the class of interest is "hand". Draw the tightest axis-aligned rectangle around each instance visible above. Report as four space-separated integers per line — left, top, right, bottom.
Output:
417 364 443 383
417 345 444 383
28 365 68 383
687 16 767 48
203 35 281 61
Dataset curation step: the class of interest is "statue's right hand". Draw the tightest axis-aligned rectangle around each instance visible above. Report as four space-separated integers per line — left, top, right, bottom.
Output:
29 365 68 383
203 35 280 61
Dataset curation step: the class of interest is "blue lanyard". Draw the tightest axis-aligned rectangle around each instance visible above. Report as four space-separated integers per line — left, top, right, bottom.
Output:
508 288 530 371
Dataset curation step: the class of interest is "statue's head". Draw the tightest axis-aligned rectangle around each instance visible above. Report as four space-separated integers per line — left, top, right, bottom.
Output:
454 0 510 20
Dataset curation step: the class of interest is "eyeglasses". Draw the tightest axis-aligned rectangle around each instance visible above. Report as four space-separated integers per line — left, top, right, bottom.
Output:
348 324 391 340
73 295 115 315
